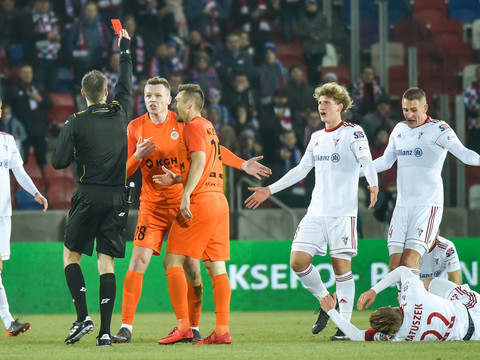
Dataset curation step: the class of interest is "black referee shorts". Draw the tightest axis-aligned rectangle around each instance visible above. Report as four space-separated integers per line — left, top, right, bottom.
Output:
65 184 129 258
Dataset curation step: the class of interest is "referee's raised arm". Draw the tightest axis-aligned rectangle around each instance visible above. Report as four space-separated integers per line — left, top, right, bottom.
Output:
114 29 133 123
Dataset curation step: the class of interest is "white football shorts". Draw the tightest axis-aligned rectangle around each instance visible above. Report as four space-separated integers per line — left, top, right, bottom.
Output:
0 216 11 261
291 214 357 258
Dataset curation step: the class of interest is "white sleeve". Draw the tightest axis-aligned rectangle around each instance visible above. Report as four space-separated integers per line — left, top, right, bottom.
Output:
268 161 313 195
11 166 39 197
447 141 480 166
327 310 366 341
359 156 378 187
371 266 415 294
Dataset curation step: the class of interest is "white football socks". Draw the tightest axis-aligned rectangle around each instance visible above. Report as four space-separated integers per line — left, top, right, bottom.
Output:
0 272 14 329
335 271 354 322
295 264 329 301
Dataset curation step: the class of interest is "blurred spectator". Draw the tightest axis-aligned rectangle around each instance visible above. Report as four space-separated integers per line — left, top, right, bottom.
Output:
133 74 147 119
298 0 329 86
370 127 397 223
0 0 23 54
168 70 184 108
234 103 259 135
273 129 309 207
279 0 303 43
320 71 338 86
208 103 239 154
166 39 183 72
299 108 323 150
19 0 62 92
359 95 397 144
7 64 51 167
132 0 175 46
94 0 121 22
213 31 255 91
258 89 297 167
464 64 480 153
0 101 27 159
66 1 112 90
223 72 258 122
285 65 316 127
257 42 288 105
238 29 254 60
111 16 147 77
184 0 221 43
164 0 188 39
350 66 384 122
216 0 233 41
188 51 222 96
239 128 262 160
230 0 278 66
105 52 137 104
206 87 231 123
148 42 172 78
182 30 215 71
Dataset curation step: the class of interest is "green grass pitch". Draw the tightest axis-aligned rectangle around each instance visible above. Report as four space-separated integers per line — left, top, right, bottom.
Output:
1 311 479 360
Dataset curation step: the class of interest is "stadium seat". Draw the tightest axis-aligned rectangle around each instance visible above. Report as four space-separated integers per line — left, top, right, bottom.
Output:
43 164 75 192
47 177 76 210
384 0 411 26
412 0 447 26
274 42 302 57
370 42 405 75
448 0 480 25
393 19 429 48
388 65 408 99
468 184 480 208
360 19 379 52
429 19 464 45
436 41 474 78
46 93 77 130
15 189 44 210
277 54 304 70
322 66 352 88
23 161 46 191
463 63 479 90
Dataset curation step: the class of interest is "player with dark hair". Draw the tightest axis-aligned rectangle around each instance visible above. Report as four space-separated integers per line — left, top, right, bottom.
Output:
52 29 133 346
0 97 48 337
372 87 480 276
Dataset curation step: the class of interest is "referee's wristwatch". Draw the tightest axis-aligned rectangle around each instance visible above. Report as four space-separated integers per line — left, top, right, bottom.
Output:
120 49 131 55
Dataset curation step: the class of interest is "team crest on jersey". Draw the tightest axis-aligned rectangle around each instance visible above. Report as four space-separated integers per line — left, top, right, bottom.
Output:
342 235 348 245
171 130 179 140
434 257 440 265
333 138 339 147
418 131 424 140
417 227 424 237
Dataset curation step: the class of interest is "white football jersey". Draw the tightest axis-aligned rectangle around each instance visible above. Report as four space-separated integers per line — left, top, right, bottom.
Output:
393 270 469 341
302 121 371 216
0 132 23 216
383 117 459 207
419 236 460 281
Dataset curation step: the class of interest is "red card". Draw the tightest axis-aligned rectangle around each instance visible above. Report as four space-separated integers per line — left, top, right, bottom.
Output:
111 19 123 35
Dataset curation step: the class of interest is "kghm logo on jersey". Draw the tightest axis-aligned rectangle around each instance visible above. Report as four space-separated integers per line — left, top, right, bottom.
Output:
439 123 450 132
331 153 340 163
414 148 423 157
353 131 365 139
171 130 179 140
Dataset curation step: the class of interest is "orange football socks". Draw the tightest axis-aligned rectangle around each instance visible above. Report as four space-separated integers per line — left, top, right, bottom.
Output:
212 273 231 335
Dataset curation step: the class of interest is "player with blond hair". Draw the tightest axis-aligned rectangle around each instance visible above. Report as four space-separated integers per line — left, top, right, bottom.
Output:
246 82 378 340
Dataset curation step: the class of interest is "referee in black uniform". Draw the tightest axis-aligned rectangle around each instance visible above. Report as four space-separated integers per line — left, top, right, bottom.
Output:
52 29 133 346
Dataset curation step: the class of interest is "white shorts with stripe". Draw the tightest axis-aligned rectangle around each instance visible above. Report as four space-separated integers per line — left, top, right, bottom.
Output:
387 205 443 254
291 214 357 258
447 284 480 341
0 216 11 261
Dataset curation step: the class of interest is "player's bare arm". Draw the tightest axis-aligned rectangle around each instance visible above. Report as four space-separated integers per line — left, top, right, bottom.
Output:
367 185 379 209
180 151 205 220
320 293 337 312
245 187 271 209
152 166 182 185
134 136 156 160
241 156 272 180
35 192 48 212
357 289 377 310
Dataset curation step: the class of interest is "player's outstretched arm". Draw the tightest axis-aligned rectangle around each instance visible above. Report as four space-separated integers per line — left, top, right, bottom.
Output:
323 293 367 341
245 187 271 209
152 166 182 186
357 289 377 310
367 185 378 209
35 192 48 212
241 156 272 180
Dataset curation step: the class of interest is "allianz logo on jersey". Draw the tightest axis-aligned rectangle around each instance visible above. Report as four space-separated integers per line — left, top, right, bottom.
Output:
397 148 423 157
314 153 340 163
0 160 8 168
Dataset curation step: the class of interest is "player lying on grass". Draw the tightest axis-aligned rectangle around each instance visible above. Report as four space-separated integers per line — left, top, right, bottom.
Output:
320 266 478 341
